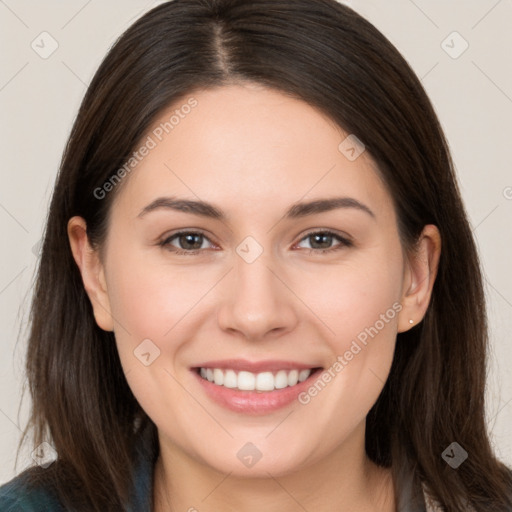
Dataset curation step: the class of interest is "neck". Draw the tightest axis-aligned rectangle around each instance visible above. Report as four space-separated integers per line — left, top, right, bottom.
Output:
153 427 395 512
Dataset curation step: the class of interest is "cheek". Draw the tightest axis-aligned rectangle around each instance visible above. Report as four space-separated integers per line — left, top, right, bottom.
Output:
105 251 213 342
295 249 403 404
294 249 404 345
103 252 205 436
291 265 402 451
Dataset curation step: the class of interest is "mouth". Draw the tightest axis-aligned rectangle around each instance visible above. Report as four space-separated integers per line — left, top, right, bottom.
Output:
191 360 324 415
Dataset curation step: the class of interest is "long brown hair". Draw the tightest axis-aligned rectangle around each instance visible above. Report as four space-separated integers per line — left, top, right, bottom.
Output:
16 0 512 510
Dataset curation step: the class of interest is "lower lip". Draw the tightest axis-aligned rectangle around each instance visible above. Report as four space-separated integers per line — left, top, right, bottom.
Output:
192 368 323 415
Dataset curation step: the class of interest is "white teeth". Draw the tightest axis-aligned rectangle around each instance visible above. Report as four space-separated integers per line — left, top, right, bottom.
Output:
255 372 274 391
288 369 299 386
213 368 224 386
274 370 289 389
223 369 237 388
198 367 314 391
237 371 255 390
298 369 310 382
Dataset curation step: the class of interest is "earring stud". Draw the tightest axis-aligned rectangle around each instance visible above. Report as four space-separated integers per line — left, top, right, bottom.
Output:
409 319 414 324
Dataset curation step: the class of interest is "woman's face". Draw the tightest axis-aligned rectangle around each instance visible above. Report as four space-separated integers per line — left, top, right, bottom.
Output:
72 83 436 477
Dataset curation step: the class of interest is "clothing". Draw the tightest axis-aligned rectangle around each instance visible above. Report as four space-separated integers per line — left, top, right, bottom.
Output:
0 427 438 511
0 425 154 512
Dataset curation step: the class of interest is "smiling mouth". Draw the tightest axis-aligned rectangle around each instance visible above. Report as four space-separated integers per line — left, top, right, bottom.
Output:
195 367 323 392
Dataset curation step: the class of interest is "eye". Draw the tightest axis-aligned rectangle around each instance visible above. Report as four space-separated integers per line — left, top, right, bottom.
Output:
295 230 353 254
159 231 215 255
158 229 352 256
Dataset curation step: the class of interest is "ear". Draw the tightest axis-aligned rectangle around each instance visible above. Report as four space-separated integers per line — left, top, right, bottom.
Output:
67 216 114 332
397 224 441 333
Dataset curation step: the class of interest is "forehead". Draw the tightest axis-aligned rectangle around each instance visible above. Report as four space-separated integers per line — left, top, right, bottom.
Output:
114 84 391 220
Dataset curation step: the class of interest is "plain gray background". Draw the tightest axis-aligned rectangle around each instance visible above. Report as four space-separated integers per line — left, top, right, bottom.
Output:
0 0 511 483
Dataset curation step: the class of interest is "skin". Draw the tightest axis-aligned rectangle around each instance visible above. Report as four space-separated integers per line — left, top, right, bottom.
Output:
68 83 441 512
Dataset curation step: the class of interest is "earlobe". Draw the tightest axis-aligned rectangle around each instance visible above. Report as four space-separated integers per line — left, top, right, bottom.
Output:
397 224 441 333
67 216 114 332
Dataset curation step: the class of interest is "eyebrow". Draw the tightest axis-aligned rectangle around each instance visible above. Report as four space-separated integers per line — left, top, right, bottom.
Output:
137 196 375 220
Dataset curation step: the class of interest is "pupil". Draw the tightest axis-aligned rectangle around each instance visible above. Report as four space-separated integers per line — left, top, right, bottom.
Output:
180 234 202 250
312 233 331 249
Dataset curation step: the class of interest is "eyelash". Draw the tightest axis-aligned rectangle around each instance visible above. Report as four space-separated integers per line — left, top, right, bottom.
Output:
158 229 353 256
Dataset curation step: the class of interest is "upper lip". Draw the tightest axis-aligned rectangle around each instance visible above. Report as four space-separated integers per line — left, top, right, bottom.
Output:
193 359 322 373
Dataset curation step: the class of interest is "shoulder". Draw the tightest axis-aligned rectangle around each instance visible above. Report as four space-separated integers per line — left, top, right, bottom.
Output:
422 486 444 512
0 471 64 512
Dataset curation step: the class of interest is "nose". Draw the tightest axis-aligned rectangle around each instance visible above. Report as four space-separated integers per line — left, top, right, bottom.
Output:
216 251 299 341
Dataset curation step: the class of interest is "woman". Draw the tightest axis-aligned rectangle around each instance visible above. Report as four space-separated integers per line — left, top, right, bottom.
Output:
1 0 511 510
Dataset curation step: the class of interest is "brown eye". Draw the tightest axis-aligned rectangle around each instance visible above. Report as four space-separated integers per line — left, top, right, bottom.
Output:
175 233 205 250
296 230 353 253
308 233 335 249
160 231 213 254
